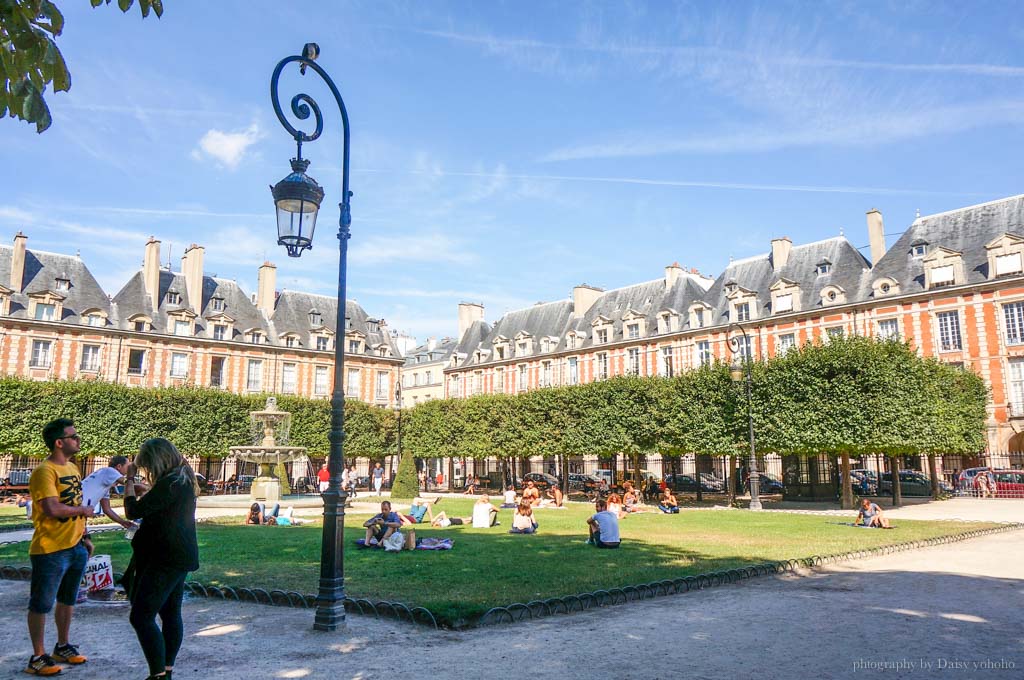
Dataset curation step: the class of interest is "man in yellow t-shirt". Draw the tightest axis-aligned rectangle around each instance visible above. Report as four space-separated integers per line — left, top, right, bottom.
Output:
24 418 96 677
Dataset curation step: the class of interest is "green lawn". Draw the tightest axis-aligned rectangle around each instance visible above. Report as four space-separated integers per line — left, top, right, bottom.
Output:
0 504 32 529
0 499 996 626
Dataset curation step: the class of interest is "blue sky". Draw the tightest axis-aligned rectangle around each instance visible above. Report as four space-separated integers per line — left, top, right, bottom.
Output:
3 1 1023 342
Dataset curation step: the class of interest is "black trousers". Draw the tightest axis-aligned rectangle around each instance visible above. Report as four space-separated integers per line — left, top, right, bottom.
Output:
129 565 188 676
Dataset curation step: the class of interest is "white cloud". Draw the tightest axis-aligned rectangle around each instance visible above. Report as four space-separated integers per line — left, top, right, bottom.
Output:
192 122 264 169
351 233 477 266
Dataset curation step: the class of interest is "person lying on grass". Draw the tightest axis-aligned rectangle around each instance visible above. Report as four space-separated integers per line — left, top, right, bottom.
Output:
856 498 891 528
509 502 538 534
430 510 471 527
400 497 440 526
363 501 403 546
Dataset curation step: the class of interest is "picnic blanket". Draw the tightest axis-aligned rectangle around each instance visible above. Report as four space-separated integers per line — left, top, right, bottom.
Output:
415 537 454 550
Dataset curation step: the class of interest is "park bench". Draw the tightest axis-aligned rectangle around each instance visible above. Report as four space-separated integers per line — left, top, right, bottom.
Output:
0 483 29 498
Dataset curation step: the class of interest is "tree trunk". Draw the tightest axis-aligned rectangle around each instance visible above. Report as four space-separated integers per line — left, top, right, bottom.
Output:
728 454 737 505
695 454 703 503
928 454 940 499
561 454 569 495
840 452 853 510
891 456 903 507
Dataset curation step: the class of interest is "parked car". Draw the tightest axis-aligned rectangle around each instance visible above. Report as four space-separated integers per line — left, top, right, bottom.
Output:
521 472 559 491
698 473 726 492
992 469 1024 498
879 470 953 496
568 473 602 492
746 472 784 494
5 468 32 486
850 469 880 495
955 467 994 492
664 473 722 493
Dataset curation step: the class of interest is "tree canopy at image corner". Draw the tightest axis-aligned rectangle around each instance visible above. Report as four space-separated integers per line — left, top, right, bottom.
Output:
0 0 163 133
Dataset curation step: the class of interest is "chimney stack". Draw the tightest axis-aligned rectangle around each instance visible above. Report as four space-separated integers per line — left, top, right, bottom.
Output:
256 261 277 316
572 284 603 317
866 209 886 266
771 237 792 271
426 336 437 351
664 262 683 289
457 302 484 341
180 243 205 314
143 237 161 311
10 232 27 292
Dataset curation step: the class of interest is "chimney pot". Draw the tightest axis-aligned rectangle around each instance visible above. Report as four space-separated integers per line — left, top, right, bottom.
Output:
771 237 792 271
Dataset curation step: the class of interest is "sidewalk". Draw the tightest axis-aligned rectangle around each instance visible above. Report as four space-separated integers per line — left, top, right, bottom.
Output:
0 530 1020 679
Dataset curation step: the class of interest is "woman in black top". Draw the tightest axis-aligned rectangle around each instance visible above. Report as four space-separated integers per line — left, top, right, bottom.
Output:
124 438 200 680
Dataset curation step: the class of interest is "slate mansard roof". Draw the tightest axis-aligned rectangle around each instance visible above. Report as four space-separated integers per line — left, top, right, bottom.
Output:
702 236 871 321
113 270 271 340
272 290 401 357
0 244 112 323
872 194 1024 294
404 337 458 368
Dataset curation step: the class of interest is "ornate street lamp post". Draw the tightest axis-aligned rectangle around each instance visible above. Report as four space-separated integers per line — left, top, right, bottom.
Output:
269 43 353 631
394 382 403 482
726 323 763 511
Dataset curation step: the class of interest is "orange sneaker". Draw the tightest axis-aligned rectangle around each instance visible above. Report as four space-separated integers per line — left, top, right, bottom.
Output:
52 643 87 665
24 654 61 676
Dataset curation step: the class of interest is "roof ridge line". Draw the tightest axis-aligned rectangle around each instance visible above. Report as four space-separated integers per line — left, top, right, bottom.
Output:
916 193 1024 222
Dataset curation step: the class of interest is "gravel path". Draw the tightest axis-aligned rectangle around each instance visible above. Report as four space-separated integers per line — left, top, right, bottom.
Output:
0 529 1020 679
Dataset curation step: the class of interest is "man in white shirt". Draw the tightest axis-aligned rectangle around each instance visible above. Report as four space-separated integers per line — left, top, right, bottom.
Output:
587 499 621 549
80 456 135 529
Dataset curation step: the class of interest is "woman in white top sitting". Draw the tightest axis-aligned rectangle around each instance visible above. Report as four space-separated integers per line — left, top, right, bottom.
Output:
500 486 518 509
509 503 538 534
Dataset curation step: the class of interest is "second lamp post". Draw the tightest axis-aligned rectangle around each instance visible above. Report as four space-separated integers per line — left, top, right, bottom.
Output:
727 323 763 511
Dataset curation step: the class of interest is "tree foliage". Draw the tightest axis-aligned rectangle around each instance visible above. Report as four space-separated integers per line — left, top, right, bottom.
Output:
1 0 163 133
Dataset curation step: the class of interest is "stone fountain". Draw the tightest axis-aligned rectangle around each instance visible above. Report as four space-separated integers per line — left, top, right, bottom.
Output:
229 396 308 503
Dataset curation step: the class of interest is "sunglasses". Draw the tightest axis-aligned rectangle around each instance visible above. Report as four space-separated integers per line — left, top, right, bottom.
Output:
60 434 81 442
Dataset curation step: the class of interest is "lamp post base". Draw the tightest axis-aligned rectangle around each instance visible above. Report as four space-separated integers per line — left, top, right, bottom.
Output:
314 576 346 631
748 499 763 511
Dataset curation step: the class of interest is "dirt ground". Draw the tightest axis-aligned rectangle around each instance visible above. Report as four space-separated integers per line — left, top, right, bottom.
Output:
0 527 1020 680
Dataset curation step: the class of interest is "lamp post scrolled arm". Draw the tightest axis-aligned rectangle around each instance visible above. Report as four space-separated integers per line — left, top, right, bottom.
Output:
725 322 763 511
270 44 355 631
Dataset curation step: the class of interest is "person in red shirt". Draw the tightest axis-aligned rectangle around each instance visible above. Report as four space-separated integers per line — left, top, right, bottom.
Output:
317 464 330 493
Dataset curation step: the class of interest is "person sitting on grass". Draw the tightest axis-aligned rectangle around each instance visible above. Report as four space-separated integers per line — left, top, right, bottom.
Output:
509 502 538 534
856 498 891 528
363 501 403 547
521 480 541 507
605 493 624 518
499 486 518 509
540 484 564 508
658 488 680 514
472 495 500 527
622 482 647 513
587 499 621 549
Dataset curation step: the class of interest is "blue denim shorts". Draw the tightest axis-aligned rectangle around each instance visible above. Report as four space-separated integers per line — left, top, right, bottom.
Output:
29 542 89 613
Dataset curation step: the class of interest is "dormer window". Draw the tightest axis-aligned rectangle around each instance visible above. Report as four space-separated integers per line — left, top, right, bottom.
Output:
0 285 10 316
872 277 900 297
657 311 680 334
911 241 928 259
130 315 151 332
166 291 181 305
35 303 56 321
517 341 528 356
378 347 388 357
923 247 964 290
285 335 298 348
724 281 738 295
211 297 224 312
816 260 832 276
596 328 609 344
174 320 191 336
54 277 70 292
82 310 105 327
247 330 264 344
309 309 322 326
735 302 750 322
770 278 801 315
985 233 1024 279
496 345 506 359
213 324 228 341
820 285 846 306
316 336 330 351
626 323 640 339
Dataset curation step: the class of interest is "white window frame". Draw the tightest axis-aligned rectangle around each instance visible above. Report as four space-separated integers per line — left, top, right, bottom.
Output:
1009 359 1024 417
169 352 188 378
735 302 750 322
996 253 1023 276
1004 302 1024 346
34 303 56 321
877 319 899 341
246 359 263 391
80 344 101 372
596 353 609 380
281 363 297 394
697 340 711 367
31 339 52 368
375 371 389 400
213 324 227 341
568 357 579 385
315 366 329 395
660 346 674 377
173 319 191 336
936 311 962 352
347 368 361 398
777 334 796 353
627 347 640 375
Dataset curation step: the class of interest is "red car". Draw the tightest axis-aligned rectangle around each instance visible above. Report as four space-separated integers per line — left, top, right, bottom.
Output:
992 470 1024 498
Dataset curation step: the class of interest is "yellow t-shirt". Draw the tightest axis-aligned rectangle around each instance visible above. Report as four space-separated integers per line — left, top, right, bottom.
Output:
29 459 86 555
